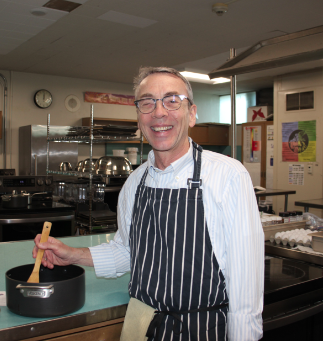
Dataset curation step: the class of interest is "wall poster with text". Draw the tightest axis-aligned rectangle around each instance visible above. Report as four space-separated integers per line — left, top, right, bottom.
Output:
282 120 316 162
243 126 262 163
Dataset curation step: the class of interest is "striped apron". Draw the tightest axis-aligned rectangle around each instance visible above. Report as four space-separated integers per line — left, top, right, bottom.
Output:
129 142 229 341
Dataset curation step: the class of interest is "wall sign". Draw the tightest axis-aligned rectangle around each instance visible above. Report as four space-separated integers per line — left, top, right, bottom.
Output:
84 92 135 106
288 164 304 186
243 126 261 163
282 120 316 162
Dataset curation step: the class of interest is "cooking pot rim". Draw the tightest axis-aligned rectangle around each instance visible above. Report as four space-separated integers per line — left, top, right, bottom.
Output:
6 264 85 283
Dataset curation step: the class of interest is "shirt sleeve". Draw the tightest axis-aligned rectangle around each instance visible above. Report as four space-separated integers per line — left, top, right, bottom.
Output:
223 170 264 341
88 178 133 278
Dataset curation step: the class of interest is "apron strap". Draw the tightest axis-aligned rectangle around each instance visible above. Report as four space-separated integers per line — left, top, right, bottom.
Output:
139 167 149 185
146 303 228 339
187 141 203 189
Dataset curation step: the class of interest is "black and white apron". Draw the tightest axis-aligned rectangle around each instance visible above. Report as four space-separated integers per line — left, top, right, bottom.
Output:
129 142 229 341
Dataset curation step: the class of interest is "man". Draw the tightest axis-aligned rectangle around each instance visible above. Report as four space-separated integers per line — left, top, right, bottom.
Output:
33 66 264 340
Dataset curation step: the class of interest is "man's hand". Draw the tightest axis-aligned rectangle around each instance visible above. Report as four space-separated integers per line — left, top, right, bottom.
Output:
32 235 94 269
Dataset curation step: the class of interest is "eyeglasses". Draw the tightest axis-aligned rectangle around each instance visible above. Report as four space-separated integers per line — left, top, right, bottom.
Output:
134 94 192 114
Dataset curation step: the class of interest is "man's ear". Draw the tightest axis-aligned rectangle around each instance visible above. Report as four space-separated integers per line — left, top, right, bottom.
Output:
189 104 197 128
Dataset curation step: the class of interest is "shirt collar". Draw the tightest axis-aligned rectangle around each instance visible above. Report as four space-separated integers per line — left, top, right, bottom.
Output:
147 138 193 176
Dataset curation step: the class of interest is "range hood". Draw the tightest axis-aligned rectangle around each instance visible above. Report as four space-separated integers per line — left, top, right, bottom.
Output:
208 26 323 79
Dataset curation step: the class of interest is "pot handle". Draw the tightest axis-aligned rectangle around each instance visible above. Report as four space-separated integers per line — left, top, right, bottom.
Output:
16 284 54 298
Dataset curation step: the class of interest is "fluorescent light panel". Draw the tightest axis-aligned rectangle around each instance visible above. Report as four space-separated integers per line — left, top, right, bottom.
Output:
180 71 230 85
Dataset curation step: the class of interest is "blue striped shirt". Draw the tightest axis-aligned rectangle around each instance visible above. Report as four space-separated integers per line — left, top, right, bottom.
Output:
89 139 264 340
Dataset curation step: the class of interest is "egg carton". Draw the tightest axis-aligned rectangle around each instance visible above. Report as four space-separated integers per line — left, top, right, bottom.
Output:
263 220 306 241
270 228 315 248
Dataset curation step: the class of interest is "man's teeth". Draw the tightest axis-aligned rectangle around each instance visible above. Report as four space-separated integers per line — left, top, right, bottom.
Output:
151 126 173 132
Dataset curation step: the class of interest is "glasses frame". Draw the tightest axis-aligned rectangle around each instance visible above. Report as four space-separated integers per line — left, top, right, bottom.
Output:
134 94 192 114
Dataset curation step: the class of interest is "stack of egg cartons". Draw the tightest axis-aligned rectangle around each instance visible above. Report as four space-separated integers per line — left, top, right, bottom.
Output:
270 229 313 247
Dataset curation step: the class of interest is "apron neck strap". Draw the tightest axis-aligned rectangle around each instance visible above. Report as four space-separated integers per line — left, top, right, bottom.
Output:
139 142 203 188
139 167 149 185
187 141 203 189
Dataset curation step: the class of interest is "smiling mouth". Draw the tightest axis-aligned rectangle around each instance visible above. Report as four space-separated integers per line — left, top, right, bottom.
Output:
151 126 173 132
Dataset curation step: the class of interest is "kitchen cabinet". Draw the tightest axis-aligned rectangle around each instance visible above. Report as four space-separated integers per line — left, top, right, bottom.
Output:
19 318 124 341
241 121 274 188
188 123 230 145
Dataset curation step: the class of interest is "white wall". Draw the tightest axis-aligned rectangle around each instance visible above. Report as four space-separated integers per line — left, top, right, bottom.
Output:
0 70 137 172
0 70 223 172
273 69 323 217
193 91 220 123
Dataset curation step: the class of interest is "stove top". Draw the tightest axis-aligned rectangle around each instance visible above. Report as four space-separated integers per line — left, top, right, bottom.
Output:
0 201 74 215
264 254 322 306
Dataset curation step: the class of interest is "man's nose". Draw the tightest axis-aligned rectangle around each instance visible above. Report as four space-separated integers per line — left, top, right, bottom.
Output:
152 99 168 118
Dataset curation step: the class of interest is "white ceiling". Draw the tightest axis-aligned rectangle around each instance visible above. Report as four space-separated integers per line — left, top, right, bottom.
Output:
0 0 322 94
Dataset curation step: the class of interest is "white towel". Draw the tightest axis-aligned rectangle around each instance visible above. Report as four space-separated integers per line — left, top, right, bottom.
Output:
120 298 156 341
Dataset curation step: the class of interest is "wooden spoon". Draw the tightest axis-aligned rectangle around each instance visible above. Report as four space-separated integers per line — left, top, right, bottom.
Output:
27 221 52 283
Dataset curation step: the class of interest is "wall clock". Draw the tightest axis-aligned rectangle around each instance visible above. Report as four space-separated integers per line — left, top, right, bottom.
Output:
34 89 53 109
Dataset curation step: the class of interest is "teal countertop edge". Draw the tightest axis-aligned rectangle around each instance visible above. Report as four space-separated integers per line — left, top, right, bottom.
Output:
0 234 130 340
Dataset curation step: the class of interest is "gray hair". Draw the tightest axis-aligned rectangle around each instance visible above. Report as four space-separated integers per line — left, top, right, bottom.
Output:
133 66 194 104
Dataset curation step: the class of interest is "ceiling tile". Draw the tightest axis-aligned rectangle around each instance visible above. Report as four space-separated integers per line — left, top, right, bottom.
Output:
0 29 33 40
0 20 20 30
98 10 157 28
3 0 48 5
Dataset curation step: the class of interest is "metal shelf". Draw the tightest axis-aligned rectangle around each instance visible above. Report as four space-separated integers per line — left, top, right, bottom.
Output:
45 105 143 233
48 136 142 143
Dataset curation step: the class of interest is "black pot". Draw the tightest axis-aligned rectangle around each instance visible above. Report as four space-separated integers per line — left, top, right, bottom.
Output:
6 264 85 317
2 192 29 208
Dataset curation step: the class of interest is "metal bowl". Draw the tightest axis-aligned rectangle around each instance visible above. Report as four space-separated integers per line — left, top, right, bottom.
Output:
82 158 97 172
75 160 84 172
59 161 73 171
95 156 132 176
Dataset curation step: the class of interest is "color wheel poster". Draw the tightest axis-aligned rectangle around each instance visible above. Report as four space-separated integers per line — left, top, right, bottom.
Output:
282 120 316 162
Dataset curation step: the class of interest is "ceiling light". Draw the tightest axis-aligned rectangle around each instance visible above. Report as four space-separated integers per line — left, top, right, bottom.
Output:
180 71 210 81
180 71 230 85
212 77 231 84
30 8 47 16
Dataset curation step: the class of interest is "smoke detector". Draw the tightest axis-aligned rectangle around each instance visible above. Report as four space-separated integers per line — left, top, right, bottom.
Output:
212 3 228 16
30 8 47 16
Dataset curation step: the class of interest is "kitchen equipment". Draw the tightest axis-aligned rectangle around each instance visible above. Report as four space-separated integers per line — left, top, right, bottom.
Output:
19 125 78 176
0 202 75 243
1 189 52 208
93 183 105 202
0 169 15 176
20 191 49 205
76 160 84 171
82 158 97 172
95 156 132 176
27 222 52 283
263 219 306 241
126 147 138 165
54 181 66 198
311 231 323 252
0 175 54 193
6 263 85 317
112 149 125 156
59 161 73 172
1 191 29 208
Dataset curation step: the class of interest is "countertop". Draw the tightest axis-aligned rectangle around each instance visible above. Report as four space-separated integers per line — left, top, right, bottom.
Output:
0 234 130 341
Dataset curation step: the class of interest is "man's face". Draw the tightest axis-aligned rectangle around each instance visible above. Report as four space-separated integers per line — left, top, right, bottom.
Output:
136 73 196 160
